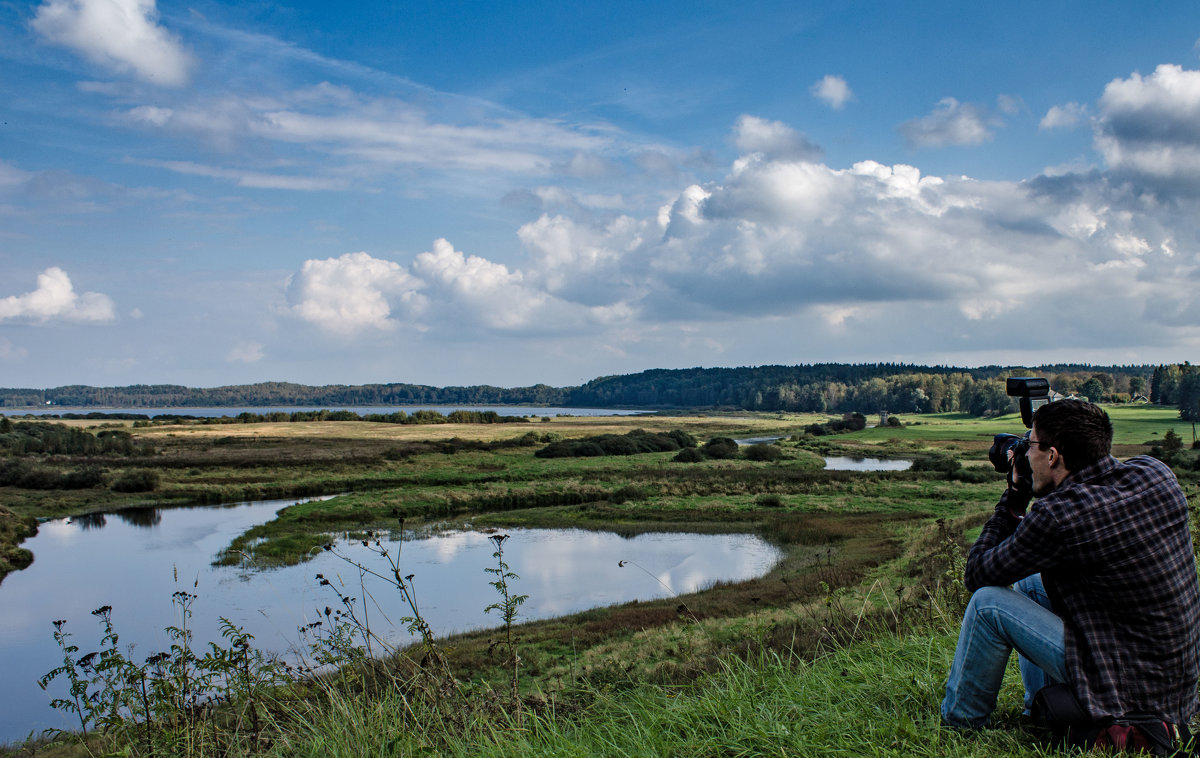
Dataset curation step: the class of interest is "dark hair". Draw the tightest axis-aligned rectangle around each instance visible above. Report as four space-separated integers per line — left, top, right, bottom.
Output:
1031 398 1113 472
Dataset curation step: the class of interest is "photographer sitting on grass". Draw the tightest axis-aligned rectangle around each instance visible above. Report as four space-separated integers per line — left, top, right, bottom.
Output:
941 399 1200 753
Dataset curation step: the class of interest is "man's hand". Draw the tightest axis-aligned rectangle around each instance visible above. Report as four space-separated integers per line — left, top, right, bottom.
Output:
1006 448 1033 511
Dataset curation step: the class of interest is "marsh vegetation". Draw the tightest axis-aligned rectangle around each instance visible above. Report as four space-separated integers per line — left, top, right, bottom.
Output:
1 405 1196 756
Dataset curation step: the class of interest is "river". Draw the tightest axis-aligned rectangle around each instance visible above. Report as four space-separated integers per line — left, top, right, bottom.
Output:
0 498 780 744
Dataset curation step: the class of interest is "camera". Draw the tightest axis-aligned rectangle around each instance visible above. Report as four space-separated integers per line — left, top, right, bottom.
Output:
987 377 1052 495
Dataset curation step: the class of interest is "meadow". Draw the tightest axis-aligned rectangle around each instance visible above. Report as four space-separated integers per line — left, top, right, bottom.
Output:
1 404 1197 756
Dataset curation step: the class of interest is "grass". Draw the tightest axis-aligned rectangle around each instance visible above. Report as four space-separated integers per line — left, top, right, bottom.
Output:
2 402 1197 756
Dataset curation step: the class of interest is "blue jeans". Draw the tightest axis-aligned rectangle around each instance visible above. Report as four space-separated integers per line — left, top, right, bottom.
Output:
941 574 1067 728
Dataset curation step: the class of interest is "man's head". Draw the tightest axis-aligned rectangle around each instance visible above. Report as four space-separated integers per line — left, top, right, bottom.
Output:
1028 399 1113 495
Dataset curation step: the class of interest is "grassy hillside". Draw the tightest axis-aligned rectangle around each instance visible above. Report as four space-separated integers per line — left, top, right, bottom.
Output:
2 405 1196 756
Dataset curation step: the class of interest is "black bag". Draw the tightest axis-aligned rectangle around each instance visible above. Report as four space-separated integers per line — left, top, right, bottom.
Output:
1030 683 1195 756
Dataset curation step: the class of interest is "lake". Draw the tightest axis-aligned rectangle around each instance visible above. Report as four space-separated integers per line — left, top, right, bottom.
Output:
823 456 913 471
0 498 781 744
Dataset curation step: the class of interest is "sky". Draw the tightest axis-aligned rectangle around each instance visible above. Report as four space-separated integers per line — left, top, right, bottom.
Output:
2 0 1200 390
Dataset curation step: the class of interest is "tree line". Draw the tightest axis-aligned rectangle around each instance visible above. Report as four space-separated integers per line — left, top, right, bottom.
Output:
0 363 1163 417
1150 363 1200 421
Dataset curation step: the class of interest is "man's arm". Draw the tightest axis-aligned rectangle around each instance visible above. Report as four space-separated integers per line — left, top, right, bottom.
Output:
964 489 1062 592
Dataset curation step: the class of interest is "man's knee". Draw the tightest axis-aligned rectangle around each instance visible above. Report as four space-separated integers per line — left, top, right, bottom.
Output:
966 586 1009 617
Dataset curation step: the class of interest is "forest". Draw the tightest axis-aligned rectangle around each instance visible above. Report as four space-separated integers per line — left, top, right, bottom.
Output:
3 362 1193 418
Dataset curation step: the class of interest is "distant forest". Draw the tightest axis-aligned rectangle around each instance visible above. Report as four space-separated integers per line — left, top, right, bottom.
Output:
3 363 1190 418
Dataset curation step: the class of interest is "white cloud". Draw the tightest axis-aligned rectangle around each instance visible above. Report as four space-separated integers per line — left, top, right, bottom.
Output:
135 159 350 191
285 252 425 333
31 0 194 86
732 115 823 161
412 239 551 330
1094 64 1200 188
0 162 34 188
0 267 116 324
226 342 264 363
810 75 853 110
121 89 626 186
272 109 1200 361
1040 102 1088 130
0 337 29 361
996 94 1024 116
898 97 998 148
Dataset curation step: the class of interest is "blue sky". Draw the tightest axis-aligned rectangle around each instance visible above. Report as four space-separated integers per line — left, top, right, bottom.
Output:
2 0 1200 389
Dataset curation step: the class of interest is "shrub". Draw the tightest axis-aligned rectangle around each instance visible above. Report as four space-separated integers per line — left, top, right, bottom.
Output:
109 469 160 492
672 447 705 463
755 494 784 508
702 437 739 460
574 442 607 457
744 443 783 462
666 429 698 448
910 452 961 474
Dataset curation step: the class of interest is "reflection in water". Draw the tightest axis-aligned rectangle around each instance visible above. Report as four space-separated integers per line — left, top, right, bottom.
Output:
115 507 162 528
0 499 780 743
73 513 107 530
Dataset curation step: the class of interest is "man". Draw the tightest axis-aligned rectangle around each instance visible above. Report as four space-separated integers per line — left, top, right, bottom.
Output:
941 398 1200 733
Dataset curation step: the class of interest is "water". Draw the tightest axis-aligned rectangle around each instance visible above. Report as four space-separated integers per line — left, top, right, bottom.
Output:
823 456 912 471
0 499 780 744
734 436 785 446
1 406 644 419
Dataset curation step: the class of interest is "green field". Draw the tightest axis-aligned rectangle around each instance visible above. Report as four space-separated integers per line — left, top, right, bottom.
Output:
2 405 1197 756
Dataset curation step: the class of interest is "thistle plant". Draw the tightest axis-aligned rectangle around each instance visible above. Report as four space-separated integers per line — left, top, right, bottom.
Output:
40 618 95 744
317 525 456 688
484 534 527 725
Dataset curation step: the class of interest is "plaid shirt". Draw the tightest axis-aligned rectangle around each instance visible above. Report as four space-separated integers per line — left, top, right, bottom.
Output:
965 455 1200 724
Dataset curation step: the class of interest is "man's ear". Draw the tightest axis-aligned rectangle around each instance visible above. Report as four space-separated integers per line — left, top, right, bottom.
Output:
1047 446 1061 468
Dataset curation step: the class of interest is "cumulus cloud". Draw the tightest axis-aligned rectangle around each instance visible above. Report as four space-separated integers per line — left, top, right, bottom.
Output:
0 267 116 323
412 239 553 330
285 241 596 337
277 106 1200 361
1040 102 1088 130
898 97 998 148
285 252 425 333
1094 64 1200 189
31 0 194 86
810 75 854 109
732 115 823 161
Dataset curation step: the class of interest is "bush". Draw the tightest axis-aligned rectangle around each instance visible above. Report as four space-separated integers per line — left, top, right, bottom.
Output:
910 452 961 474
109 469 160 492
666 429 697 448
672 447 705 463
744 443 783 462
534 429 690 458
755 494 784 508
702 437 739 460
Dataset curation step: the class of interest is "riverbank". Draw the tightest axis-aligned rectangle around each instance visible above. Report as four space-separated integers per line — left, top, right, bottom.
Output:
2 406 1196 755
